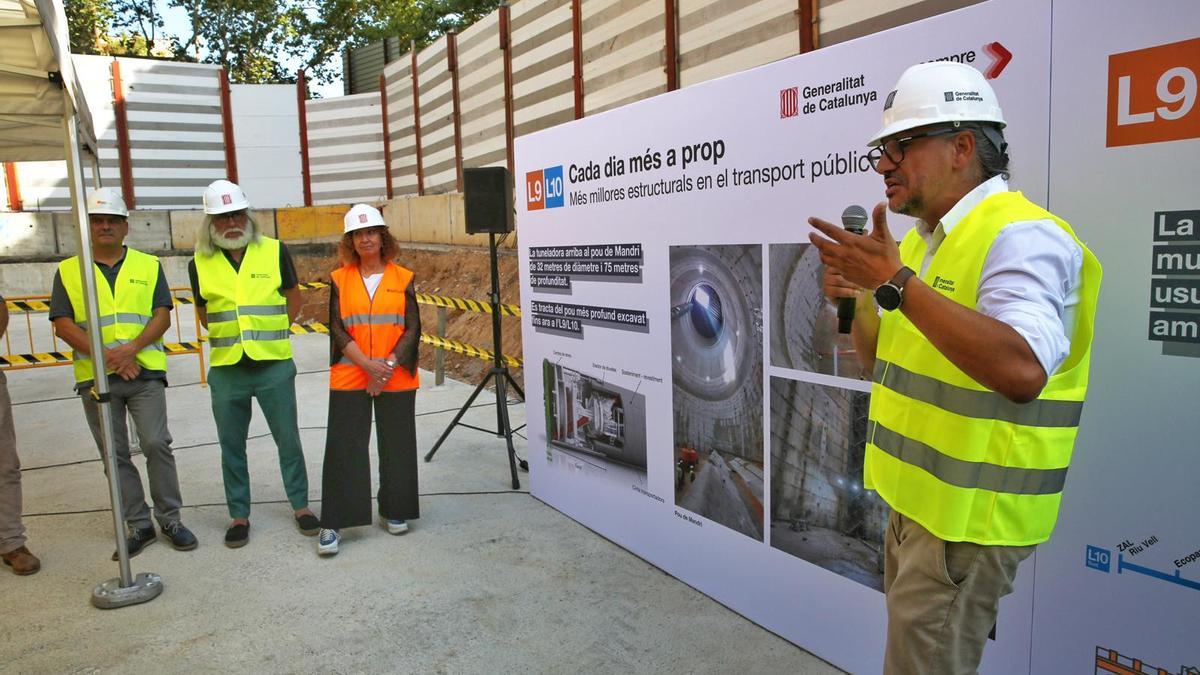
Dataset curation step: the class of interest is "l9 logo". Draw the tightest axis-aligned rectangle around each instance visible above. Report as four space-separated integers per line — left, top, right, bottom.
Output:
1107 37 1200 147
525 165 564 211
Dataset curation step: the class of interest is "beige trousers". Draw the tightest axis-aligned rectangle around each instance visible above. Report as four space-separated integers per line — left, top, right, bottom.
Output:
882 510 1034 675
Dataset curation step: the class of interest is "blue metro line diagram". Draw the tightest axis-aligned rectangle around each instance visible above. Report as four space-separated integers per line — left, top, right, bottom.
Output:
1117 554 1200 592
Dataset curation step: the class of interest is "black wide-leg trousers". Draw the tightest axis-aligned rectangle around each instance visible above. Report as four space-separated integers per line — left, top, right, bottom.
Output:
319 389 419 529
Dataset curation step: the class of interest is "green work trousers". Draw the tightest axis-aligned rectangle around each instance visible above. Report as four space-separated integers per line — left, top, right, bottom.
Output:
209 359 309 519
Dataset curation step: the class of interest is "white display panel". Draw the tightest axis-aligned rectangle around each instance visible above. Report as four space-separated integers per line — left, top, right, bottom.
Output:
517 1 1196 672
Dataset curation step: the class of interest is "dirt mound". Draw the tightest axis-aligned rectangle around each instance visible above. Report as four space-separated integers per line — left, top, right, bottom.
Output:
291 244 523 386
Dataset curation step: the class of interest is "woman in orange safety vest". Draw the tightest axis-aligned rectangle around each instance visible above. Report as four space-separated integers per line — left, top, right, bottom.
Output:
316 204 421 556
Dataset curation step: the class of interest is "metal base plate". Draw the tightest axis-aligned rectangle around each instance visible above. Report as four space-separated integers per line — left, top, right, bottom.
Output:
91 572 163 609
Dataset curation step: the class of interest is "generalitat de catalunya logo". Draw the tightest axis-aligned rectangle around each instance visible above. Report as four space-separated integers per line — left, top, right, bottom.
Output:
1107 36 1200 148
525 165 564 211
780 41 1012 119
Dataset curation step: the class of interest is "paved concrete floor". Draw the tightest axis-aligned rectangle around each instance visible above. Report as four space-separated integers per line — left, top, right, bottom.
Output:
1 333 842 674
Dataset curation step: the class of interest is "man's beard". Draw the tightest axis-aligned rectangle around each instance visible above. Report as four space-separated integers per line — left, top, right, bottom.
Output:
211 224 253 250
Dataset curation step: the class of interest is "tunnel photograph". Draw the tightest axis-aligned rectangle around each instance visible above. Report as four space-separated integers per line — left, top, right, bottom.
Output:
669 244 765 542
768 243 867 380
769 377 886 591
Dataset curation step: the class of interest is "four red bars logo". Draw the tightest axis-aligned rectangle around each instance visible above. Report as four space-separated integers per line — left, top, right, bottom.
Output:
221 194 232 205
359 214 368 223
780 87 799 118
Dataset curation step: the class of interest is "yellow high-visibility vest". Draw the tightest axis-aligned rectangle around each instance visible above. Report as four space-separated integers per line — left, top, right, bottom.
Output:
193 237 292 366
866 191 1102 546
58 248 167 383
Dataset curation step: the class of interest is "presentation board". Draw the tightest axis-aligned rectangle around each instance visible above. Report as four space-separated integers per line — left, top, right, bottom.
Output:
516 1 1197 671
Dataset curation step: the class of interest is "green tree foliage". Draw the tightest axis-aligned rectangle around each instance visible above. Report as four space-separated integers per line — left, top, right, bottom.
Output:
301 0 502 83
171 0 308 83
66 0 180 57
65 0 503 84
65 0 113 54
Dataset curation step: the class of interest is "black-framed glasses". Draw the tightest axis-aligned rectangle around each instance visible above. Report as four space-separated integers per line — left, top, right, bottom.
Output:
212 209 249 222
865 127 965 170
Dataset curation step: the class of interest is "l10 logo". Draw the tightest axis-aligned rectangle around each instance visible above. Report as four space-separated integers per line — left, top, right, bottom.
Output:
1086 545 1112 573
526 166 565 211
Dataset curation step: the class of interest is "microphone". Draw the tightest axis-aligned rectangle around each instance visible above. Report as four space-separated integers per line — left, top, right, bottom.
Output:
837 205 868 334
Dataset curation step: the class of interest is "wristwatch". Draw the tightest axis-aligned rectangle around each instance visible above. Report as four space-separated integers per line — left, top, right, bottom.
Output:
874 266 916 311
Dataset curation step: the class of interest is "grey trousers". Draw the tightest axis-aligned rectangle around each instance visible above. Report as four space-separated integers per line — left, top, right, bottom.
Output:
80 378 183 529
0 371 26 555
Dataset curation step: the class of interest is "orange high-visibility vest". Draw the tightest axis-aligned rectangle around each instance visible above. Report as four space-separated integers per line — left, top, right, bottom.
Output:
329 263 419 392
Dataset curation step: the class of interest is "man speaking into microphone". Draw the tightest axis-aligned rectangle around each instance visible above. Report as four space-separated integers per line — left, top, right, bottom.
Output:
807 62 1102 674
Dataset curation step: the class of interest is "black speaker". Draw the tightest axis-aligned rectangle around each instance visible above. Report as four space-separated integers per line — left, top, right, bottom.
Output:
463 167 515 234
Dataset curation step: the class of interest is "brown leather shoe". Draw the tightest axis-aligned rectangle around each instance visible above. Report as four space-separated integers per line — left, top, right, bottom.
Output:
2 546 41 576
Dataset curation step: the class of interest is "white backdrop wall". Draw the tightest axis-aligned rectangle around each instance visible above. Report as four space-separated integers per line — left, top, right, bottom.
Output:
230 85 304 208
515 0 1198 672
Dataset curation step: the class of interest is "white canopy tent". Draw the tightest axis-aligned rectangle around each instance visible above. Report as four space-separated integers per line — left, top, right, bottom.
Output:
0 0 160 607
0 0 96 160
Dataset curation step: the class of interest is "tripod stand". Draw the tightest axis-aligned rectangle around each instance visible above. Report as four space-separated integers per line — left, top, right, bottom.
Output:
424 231 526 489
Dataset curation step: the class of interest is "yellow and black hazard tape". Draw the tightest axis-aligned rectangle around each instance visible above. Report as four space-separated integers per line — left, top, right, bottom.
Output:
0 341 202 369
414 293 521 317
7 297 197 312
5 300 51 313
2 313 520 369
288 323 522 367
420 333 522 369
8 282 521 320
291 322 329 335
0 351 73 367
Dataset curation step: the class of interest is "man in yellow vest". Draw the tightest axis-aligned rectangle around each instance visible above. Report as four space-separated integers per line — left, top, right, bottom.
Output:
809 62 1101 674
189 180 318 548
50 187 197 561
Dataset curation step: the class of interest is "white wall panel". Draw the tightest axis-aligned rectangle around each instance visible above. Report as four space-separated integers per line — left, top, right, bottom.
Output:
232 84 303 208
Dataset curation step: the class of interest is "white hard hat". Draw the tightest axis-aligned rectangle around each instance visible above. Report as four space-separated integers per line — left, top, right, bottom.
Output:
343 204 386 234
203 179 250 215
869 62 1006 146
86 187 128 218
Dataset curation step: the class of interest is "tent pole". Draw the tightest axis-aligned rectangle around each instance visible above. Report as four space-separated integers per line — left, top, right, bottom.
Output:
61 90 162 609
